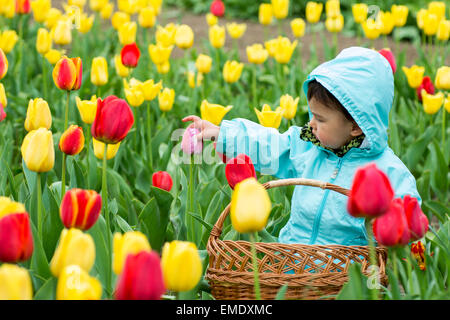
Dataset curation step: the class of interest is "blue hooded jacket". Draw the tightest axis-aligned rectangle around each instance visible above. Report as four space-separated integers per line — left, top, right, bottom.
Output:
216 47 421 246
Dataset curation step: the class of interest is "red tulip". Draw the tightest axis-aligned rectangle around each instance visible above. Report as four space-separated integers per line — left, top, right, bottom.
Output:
152 171 173 192
15 0 31 14
378 48 396 74
411 241 426 270
71 57 83 91
373 198 411 247
91 95 134 144
347 163 394 219
121 43 140 68
115 251 166 300
60 188 102 231
416 76 435 102
0 103 6 122
210 0 225 17
225 154 257 189
0 48 7 80
53 56 83 91
403 195 428 240
59 125 85 156
0 212 34 263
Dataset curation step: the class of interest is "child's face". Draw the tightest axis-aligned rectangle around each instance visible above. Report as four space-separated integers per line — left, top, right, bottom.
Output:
308 97 362 150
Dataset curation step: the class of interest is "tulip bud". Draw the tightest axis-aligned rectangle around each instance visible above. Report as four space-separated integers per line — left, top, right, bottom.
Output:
421 90 444 115
290 18 305 37
1 0 15 19
24 98 52 131
16 0 31 14
325 14 344 33
352 3 368 24
158 88 175 112
403 195 428 241
378 48 397 74
90 56 108 87
200 99 232 126
90 0 108 12
113 231 151 275
152 171 173 191
362 18 382 40
91 95 134 144
206 12 218 26
111 11 130 30
44 49 63 65
402 65 425 89
115 251 166 300
379 11 395 35
306 1 323 24
223 60 244 83
255 104 283 129
434 66 450 90
118 21 137 46
92 138 121 160
274 36 297 64
141 79 162 101
53 56 82 91
59 125 85 156
0 30 18 54
148 43 173 66
75 95 97 124
56 265 102 300
175 24 194 49
225 154 256 190
280 94 299 120
50 228 96 277
391 4 408 27
195 54 212 74
121 42 140 68
181 127 202 155
226 22 246 39
60 188 102 231
423 12 439 36
210 0 224 17
246 44 268 65
44 7 62 29
79 13 94 34
161 241 202 292
155 23 177 47
100 2 114 19
0 48 8 80
36 28 52 55
230 178 272 233
114 54 130 78
436 19 450 41
125 86 145 107
21 127 55 172
52 19 72 45
31 0 51 22
416 76 435 102
428 1 446 21
373 198 411 247
259 3 273 25
0 264 33 300
139 6 156 28
272 0 289 20
209 24 225 49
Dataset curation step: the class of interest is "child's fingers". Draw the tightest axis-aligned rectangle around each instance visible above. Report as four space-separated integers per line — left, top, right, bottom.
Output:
182 115 201 123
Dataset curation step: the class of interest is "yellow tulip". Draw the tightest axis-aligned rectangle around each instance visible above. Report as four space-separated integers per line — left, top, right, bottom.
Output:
325 0 340 18
0 83 6 108
113 231 151 275
259 3 273 26
36 28 52 55
230 178 272 233
158 88 175 112
255 104 283 128
0 197 26 218
161 241 202 292
223 60 244 83
93 138 121 160
156 61 170 74
100 2 114 19
306 1 323 24
274 36 297 64
24 98 52 131
52 19 72 45
90 57 108 87
118 21 137 45
226 22 247 39
290 18 305 37
436 19 450 41
435 66 450 90
379 11 395 35
352 3 368 24
1 0 15 19
148 43 173 65
76 95 97 124
195 54 212 74
416 8 427 30
200 99 233 126
79 13 94 34
391 4 408 27
187 71 203 89
0 30 18 54
139 6 156 28
0 264 33 300
111 11 130 30
428 1 446 22
56 265 102 300
421 90 444 115
209 24 225 49
155 23 177 47
125 87 145 107
44 8 62 30
402 65 425 89
444 94 450 113
44 49 64 65
68 0 86 9
31 0 51 23
90 0 108 12
21 127 55 172
271 0 289 20
423 12 439 36
206 12 218 26
362 18 382 40
264 38 278 57
149 0 162 15
114 54 130 78
141 79 162 101
246 43 269 65
280 94 299 120
50 228 96 277
175 24 194 49
325 14 344 33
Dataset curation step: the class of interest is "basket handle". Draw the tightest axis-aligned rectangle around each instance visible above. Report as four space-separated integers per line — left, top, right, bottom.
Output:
209 178 350 240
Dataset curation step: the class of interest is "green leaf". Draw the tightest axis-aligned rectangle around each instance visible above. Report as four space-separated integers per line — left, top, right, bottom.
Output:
115 215 133 232
275 284 288 300
29 221 52 292
404 126 436 170
138 197 166 252
33 277 57 300
336 263 369 300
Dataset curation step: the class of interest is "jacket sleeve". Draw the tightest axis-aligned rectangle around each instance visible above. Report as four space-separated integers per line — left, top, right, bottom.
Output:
215 118 310 179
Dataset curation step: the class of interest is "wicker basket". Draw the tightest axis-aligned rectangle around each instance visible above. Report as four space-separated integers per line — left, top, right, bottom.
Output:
205 178 388 300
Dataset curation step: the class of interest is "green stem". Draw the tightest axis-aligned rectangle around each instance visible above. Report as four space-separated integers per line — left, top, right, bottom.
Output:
102 143 112 297
85 123 91 189
443 107 446 152
216 48 221 83
61 153 66 201
250 232 261 300
365 219 379 300
146 101 153 173
252 66 257 112
64 91 70 132
188 155 195 242
37 172 42 241
392 247 398 281
42 58 48 101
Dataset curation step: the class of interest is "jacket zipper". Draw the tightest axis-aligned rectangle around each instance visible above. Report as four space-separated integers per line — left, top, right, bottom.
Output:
308 157 343 244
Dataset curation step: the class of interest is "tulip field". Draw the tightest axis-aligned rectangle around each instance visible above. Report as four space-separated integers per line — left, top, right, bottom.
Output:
0 0 449 301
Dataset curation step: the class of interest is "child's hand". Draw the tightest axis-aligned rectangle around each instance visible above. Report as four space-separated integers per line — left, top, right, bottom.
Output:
182 115 220 142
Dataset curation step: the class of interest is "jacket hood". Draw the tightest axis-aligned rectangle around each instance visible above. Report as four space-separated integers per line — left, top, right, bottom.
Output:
302 46 394 156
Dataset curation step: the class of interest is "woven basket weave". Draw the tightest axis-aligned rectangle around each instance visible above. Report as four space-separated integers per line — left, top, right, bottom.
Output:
205 178 388 300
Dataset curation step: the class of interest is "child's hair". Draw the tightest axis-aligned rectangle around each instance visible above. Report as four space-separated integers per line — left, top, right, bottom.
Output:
307 80 355 123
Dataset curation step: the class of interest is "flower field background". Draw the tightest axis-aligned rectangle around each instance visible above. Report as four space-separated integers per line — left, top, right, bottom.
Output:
0 0 449 300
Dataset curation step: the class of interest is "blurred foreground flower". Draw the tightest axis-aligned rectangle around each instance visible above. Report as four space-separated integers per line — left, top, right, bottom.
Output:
56 265 102 300
0 264 33 300
225 154 256 190
92 138 121 160
210 0 224 18
113 231 151 275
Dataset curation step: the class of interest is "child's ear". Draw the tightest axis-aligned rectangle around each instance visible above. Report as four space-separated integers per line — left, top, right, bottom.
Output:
350 122 363 137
